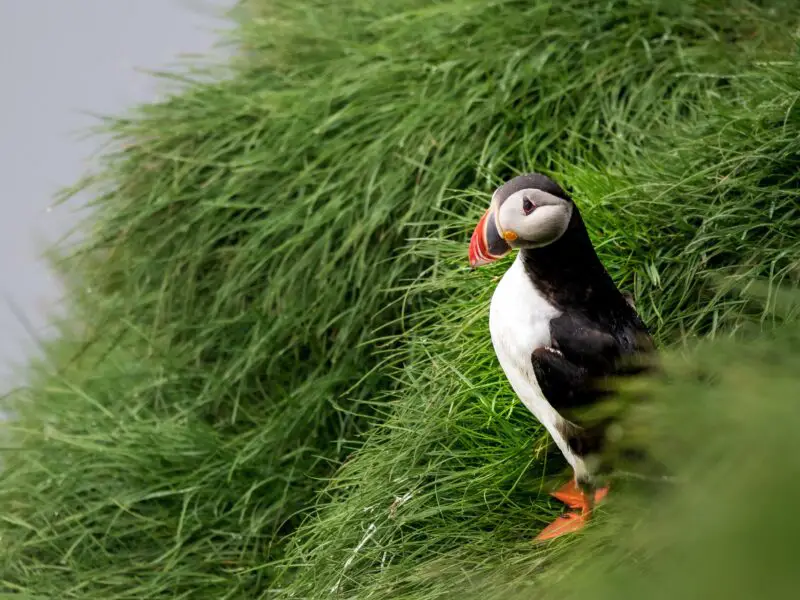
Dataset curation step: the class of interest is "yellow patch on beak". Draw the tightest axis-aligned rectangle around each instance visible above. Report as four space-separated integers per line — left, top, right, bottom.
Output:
502 230 518 242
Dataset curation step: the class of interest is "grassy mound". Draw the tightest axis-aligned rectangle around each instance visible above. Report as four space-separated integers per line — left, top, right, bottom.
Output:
1 1 799 598
271 61 800 599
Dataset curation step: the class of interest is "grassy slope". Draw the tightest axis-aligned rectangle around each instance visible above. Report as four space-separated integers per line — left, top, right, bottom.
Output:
0 1 799 598
274 62 800 598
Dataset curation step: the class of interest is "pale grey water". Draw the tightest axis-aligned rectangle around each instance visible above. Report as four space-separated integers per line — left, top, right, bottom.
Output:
0 0 233 390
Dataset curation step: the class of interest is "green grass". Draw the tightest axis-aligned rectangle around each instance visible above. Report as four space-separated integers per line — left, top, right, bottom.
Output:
1 0 800 598
410 317 800 600
269 62 800 598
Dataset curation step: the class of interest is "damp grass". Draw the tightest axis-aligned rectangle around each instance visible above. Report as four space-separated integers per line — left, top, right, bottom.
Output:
0 1 799 598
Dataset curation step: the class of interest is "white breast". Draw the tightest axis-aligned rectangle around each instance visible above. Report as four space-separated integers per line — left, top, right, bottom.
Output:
489 254 587 478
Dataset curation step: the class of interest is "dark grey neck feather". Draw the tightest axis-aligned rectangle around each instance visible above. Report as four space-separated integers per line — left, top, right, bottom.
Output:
520 208 627 316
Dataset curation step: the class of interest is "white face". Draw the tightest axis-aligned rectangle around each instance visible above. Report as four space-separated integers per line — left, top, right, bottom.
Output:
495 188 573 249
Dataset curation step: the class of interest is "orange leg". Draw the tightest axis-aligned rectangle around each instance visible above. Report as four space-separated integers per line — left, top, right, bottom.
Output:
535 480 609 541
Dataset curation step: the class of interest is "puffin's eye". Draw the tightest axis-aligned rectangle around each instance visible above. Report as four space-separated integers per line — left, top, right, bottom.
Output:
522 197 535 215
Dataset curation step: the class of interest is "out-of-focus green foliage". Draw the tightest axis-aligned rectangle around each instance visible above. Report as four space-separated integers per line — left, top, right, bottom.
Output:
460 314 800 600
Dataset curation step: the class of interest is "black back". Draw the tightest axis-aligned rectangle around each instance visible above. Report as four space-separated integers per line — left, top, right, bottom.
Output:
524 202 655 460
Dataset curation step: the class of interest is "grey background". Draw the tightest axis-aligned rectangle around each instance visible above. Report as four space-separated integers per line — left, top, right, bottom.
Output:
0 0 233 389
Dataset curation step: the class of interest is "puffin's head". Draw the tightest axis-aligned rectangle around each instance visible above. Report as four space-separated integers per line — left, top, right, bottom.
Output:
468 173 574 268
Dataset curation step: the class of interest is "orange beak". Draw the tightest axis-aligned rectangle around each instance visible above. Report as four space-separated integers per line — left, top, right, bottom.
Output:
468 206 511 268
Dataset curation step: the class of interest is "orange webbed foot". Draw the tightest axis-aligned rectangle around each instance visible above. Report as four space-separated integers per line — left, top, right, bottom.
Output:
550 479 608 509
535 510 588 541
534 480 609 542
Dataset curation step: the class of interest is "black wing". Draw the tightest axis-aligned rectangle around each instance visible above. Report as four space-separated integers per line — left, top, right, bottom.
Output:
530 311 654 464
531 310 655 413
550 311 654 373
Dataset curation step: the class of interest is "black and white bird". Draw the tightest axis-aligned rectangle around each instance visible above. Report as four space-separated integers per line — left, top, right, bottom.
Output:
468 173 656 540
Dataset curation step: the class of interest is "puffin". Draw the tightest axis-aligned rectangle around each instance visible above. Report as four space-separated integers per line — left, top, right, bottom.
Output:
468 173 656 541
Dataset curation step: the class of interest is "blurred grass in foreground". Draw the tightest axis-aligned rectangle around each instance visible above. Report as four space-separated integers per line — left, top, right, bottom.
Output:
461 309 800 600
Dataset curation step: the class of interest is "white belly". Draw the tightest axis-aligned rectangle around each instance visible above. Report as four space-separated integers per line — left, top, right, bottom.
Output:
489 254 586 477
